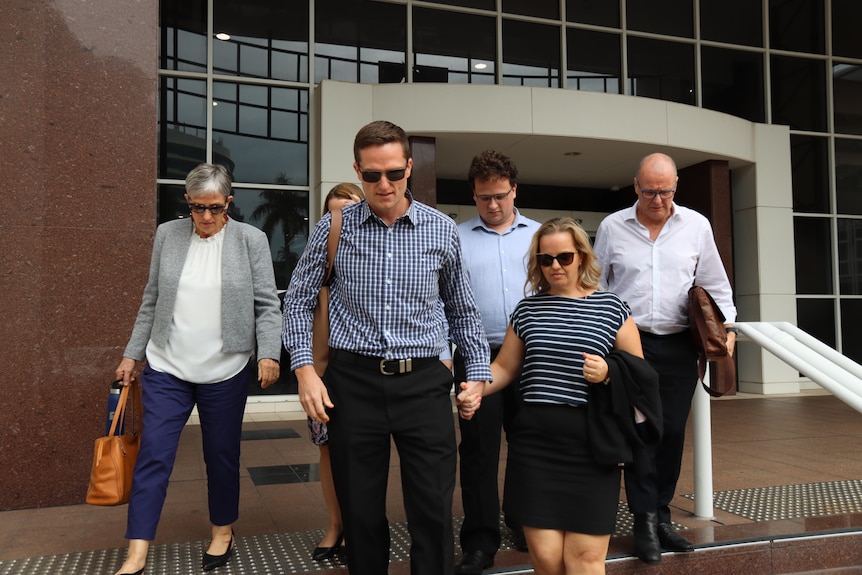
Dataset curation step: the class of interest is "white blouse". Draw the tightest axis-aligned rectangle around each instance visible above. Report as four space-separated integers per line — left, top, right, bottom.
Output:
147 225 252 383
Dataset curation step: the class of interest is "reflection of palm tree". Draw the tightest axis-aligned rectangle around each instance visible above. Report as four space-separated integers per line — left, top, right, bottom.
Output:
251 173 308 244
251 172 310 288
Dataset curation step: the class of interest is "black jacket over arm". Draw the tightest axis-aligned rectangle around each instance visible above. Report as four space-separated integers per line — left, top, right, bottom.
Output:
587 350 663 476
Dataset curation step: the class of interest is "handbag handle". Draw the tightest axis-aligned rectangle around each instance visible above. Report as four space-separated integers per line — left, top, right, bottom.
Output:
107 381 138 436
322 208 343 286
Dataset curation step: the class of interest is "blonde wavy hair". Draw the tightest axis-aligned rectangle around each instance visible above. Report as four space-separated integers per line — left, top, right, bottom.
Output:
526 217 602 295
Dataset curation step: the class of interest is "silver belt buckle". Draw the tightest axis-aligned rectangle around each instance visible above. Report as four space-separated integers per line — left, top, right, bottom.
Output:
379 358 412 375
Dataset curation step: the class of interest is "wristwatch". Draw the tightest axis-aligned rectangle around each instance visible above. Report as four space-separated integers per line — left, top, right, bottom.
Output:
725 326 738 334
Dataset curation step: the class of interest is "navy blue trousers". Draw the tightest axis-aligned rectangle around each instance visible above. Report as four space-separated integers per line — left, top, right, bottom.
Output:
125 362 251 540
624 331 698 524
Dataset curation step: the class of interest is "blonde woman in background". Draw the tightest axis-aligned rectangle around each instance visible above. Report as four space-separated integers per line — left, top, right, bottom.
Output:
309 182 363 561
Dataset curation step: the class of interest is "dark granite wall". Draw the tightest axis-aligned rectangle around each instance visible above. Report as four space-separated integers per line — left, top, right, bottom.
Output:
1 0 159 510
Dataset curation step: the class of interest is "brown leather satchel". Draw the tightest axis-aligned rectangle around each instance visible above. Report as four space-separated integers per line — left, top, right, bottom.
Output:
311 208 343 377
86 380 142 506
689 285 736 397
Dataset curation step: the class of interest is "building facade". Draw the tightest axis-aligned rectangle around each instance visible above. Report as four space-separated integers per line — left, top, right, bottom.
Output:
3 0 861 509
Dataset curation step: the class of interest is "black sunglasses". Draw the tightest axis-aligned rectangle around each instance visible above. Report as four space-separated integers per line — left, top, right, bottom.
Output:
359 167 408 183
188 203 227 215
537 252 576 267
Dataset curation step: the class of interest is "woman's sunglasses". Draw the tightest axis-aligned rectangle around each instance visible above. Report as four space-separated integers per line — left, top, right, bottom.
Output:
537 252 576 267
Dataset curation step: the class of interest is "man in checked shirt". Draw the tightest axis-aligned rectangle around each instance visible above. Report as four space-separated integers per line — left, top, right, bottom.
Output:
283 120 491 575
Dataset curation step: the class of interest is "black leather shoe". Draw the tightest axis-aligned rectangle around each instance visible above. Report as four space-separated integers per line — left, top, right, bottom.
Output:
511 527 528 552
311 533 344 561
633 512 662 564
454 550 494 575
119 568 145 575
202 533 235 571
658 523 694 552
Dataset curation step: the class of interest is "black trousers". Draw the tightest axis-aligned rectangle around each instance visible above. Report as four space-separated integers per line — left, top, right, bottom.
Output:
624 330 699 524
454 348 520 555
326 350 457 575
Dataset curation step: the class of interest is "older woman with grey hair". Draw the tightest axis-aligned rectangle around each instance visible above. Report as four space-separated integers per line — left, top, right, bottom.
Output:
112 163 282 575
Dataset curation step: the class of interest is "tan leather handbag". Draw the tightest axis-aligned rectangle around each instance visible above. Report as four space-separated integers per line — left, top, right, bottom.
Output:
86 380 141 506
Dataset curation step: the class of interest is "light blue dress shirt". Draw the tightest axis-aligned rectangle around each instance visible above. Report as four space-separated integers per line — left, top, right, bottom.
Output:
457 210 541 348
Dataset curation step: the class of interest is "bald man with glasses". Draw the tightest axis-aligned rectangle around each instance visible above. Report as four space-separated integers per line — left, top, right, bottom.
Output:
593 152 737 565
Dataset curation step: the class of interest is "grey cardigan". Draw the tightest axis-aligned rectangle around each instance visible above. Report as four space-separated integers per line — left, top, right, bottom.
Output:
124 218 282 364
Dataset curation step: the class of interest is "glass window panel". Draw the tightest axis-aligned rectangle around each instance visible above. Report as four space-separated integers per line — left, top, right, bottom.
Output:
160 0 207 72
566 0 619 28
834 65 862 137
627 37 695 105
230 188 309 290
413 8 496 85
212 82 308 186
212 0 309 82
626 0 692 38
428 0 495 9
840 299 862 362
838 219 862 295
158 78 208 180
566 29 621 94
791 135 830 213
836 139 862 216
700 0 762 47
833 0 862 59
796 299 836 349
701 47 764 123
315 0 406 84
794 217 833 294
157 184 190 226
503 0 560 20
502 19 561 87
769 0 825 55
770 55 827 132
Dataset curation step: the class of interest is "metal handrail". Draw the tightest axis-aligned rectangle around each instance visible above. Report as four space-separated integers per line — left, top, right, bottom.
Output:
691 321 862 518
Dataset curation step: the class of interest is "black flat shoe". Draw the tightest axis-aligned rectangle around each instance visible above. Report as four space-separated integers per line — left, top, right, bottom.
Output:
311 533 344 561
118 568 145 575
202 533 235 571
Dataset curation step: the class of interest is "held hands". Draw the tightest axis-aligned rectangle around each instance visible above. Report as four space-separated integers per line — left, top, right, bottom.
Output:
296 365 334 423
258 358 280 389
582 352 609 384
456 380 486 420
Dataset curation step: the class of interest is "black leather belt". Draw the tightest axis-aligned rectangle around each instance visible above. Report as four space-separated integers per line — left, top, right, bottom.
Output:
331 349 438 375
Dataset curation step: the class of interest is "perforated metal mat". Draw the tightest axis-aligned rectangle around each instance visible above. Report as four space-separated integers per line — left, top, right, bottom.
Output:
0 511 641 575
681 479 862 522
5 481 861 575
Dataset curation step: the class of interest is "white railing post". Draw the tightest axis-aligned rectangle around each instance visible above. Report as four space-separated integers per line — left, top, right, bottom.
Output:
691 371 715 519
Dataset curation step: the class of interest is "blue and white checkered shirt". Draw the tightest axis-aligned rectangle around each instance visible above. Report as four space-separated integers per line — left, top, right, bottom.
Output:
283 194 491 382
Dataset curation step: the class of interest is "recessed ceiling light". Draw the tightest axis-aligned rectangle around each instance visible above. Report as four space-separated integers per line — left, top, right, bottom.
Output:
474 63 487 70
212 101 219 106
216 32 231 41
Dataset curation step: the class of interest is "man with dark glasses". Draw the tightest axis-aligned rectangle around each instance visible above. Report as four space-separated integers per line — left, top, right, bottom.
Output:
594 152 737 564
453 150 539 575
283 121 490 575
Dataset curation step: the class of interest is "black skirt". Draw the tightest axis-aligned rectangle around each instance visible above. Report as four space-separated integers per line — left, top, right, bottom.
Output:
503 403 621 535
